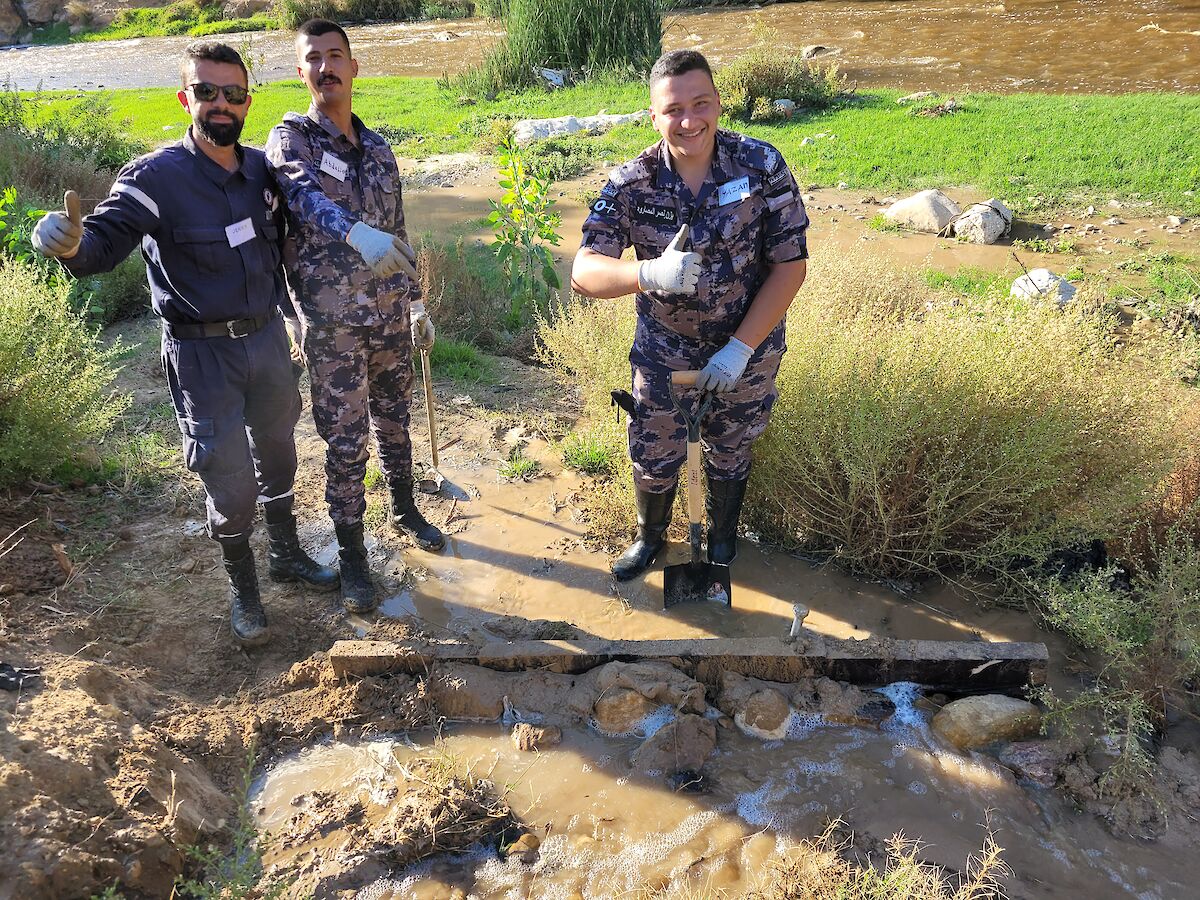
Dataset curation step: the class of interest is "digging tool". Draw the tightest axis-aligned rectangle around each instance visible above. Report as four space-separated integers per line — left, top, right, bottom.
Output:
417 348 444 494
663 370 732 610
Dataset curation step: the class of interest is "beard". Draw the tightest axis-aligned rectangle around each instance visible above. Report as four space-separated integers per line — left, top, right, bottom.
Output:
195 112 244 147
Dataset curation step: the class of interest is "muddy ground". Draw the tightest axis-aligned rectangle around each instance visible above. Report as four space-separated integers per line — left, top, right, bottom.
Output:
2 176 1200 899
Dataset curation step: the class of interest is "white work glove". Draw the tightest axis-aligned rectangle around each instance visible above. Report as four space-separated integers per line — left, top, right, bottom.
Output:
637 224 702 295
410 301 435 350
696 337 754 394
346 221 418 281
284 316 306 368
32 190 83 259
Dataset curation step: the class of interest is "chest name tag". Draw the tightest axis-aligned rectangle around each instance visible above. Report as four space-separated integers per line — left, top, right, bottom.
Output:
225 217 256 248
320 151 349 182
632 201 675 225
718 176 752 206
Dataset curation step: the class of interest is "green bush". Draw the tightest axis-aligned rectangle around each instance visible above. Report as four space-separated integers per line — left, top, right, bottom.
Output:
537 254 1176 577
69 255 152 326
715 39 844 121
273 0 429 29
0 258 128 486
460 0 662 96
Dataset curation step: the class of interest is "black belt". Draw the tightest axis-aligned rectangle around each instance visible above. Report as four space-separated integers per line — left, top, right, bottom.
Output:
163 312 275 340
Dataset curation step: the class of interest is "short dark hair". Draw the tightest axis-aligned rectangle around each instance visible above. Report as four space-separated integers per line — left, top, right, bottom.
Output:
181 41 248 88
648 50 714 90
297 18 352 55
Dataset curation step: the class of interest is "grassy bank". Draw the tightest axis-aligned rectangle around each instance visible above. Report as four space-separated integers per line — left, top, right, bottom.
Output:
29 3 278 44
49 78 1200 214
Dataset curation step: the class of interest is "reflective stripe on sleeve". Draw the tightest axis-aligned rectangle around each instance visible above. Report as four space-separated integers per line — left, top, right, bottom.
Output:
113 182 160 219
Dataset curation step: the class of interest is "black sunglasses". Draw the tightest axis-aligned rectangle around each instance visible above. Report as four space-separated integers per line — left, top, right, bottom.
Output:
188 82 250 105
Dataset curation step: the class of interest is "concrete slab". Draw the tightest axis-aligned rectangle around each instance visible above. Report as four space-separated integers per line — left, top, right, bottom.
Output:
329 635 1048 694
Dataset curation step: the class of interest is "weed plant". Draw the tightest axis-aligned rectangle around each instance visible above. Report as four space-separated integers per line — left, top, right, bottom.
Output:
429 338 495 383
274 0 471 29
560 429 615 476
417 236 514 349
498 446 540 480
714 28 844 122
0 258 128 486
459 0 663 96
538 254 1176 575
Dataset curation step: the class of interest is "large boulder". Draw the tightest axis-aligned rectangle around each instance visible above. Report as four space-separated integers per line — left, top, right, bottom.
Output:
998 740 1072 788
630 714 717 775
932 695 1041 750
953 198 1013 244
513 109 649 145
592 661 707 715
22 0 65 25
884 189 961 233
224 0 273 15
1011 268 1077 307
0 4 24 45
592 688 661 735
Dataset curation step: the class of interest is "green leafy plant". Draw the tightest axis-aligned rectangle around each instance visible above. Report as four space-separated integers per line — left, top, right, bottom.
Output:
560 429 615 476
487 133 563 328
715 26 844 122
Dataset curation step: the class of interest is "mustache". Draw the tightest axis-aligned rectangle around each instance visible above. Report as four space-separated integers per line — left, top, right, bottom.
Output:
318 75 342 85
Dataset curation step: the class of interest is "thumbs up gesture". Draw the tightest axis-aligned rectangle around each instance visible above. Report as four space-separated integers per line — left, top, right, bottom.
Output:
32 190 83 259
637 223 702 295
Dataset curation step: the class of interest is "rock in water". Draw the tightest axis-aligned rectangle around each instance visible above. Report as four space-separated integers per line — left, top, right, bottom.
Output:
932 695 1041 750
592 688 660 735
953 198 1013 244
511 723 562 751
998 740 1071 788
1010 268 1077 307
884 190 962 233
630 715 717 775
734 689 792 739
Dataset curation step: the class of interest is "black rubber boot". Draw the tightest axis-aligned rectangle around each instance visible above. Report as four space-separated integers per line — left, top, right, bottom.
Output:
222 541 269 647
707 475 750 565
265 511 339 592
334 522 378 614
389 477 446 551
611 485 676 581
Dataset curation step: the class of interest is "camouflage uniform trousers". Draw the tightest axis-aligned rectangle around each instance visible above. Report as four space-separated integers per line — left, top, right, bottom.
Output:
302 312 414 526
162 317 301 545
628 329 783 494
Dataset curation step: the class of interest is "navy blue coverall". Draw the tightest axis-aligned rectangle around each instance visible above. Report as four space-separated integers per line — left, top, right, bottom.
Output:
64 127 301 546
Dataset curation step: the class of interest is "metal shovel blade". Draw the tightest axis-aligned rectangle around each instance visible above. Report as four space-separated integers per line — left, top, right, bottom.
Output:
664 559 732 608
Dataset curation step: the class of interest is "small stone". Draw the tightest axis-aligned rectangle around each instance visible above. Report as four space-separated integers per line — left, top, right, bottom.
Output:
511 723 562 751
1108 199 1123 208
180 557 200 574
837 181 849 189
1167 215 1187 227
1103 216 1125 226
1084 205 1096 217
0 583 13 596
800 137 814 146
1134 228 1147 234
735 689 791 739
118 527 134 542
998 740 1070 788
932 695 1041 750
630 715 716 775
505 832 541 863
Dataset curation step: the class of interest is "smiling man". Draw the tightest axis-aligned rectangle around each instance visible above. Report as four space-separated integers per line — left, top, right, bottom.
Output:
264 19 444 617
31 41 339 647
571 49 810 582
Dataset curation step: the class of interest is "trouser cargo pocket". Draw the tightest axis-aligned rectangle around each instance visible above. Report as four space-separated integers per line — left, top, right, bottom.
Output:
178 416 216 472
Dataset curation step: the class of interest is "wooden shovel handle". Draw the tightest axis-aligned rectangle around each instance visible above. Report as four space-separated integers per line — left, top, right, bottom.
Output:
670 370 701 387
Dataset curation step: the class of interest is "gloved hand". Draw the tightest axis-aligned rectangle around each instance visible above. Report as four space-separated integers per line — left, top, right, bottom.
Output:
637 224 702 295
32 190 83 259
696 337 754 394
346 221 418 281
410 301 435 350
284 316 306 368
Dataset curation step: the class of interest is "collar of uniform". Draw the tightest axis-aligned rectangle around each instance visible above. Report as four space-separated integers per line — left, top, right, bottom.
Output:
655 137 727 195
182 126 246 186
306 102 363 149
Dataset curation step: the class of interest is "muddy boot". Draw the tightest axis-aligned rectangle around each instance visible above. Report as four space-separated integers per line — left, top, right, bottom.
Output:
334 522 378 613
265 510 339 592
389 477 446 551
222 541 269 647
707 474 749 566
611 485 676 581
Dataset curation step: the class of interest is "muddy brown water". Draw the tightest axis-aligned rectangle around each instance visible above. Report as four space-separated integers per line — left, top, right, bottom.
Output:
252 699 1193 897
4 1 1198 92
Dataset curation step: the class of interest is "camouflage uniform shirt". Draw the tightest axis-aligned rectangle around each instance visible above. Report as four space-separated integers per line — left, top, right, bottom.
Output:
264 104 420 328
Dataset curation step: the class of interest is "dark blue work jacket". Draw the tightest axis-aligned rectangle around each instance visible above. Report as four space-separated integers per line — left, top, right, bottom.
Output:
64 127 292 324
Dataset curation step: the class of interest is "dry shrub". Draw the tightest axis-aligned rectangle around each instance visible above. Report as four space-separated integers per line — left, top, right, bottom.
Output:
538 254 1179 577
746 820 1009 899
715 27 844 122
0 132 114 205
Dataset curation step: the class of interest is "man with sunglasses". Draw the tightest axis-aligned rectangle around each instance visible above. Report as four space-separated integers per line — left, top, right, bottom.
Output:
31 41 337 647
264 18 445 616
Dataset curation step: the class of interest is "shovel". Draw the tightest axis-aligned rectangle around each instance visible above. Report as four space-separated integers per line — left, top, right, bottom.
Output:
663 370 732 610
417 347 444 494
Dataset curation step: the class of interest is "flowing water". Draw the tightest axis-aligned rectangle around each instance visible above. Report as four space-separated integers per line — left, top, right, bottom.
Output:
251 688 1194 897
3 1 1198 92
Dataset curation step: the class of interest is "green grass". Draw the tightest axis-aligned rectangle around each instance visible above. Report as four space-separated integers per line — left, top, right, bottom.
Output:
560 429 615 476
867 213 901 234
428 338 495 383
30 4 279 44
1013 235 1082 254
1113 252 1200 320
51 79 1196 214
498 446 540 480
921 266 1012 297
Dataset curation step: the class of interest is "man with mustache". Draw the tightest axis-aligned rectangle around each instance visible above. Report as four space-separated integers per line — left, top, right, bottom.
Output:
31 41 338 647
264 18 444 616
572 50 809 582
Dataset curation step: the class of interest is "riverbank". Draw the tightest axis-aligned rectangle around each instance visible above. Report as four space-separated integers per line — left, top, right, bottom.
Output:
54 78 1200 215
